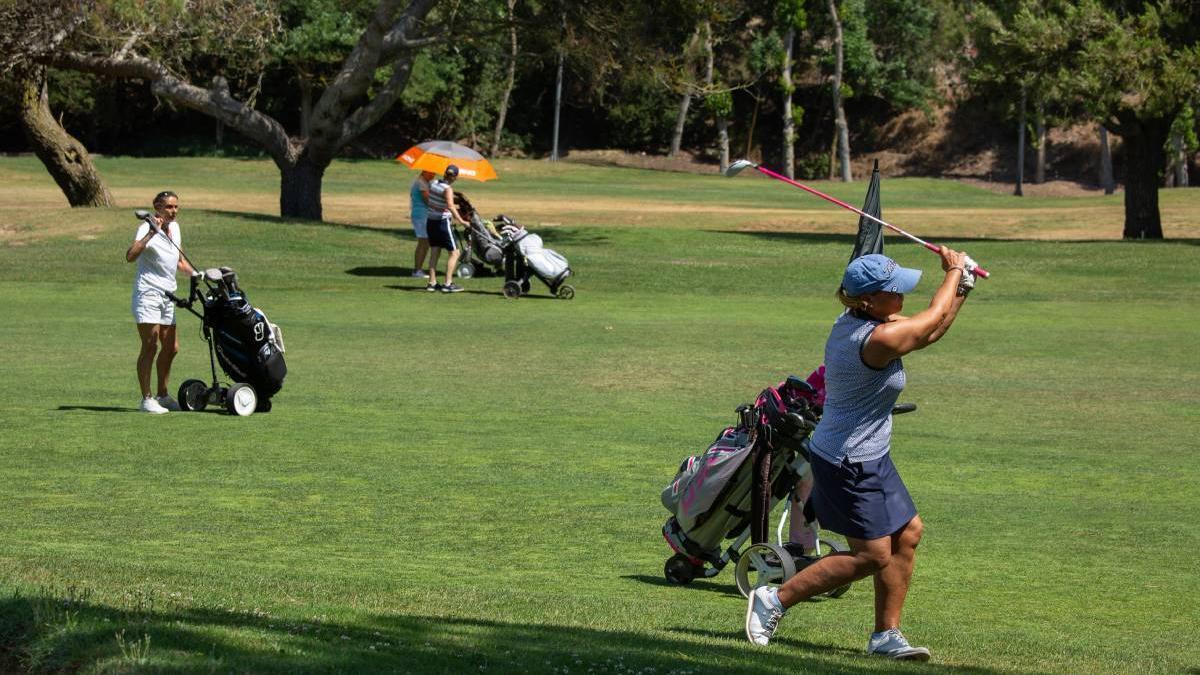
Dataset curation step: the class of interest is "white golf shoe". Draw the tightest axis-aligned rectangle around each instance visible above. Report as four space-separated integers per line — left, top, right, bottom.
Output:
866 628 930 661
155 395 181 411
745 586 784 646
140 397 168 414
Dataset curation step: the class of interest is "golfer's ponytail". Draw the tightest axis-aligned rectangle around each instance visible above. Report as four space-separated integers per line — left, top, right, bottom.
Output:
837 286 868 311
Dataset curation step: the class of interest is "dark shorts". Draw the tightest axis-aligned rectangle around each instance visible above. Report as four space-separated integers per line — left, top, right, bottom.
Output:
809 451 918 540
427 216 457 250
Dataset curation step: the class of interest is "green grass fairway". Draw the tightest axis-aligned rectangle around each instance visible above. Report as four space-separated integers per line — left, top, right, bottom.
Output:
0 157 1198 674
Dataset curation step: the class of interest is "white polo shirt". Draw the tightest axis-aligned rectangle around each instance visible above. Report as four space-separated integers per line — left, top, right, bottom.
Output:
132 221 182 294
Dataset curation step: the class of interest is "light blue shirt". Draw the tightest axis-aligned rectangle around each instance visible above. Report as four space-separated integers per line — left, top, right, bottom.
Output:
410 177 429 222
808 311 906 464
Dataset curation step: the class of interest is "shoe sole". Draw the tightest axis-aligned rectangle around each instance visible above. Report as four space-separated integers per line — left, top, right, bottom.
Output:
744 591 768 646
868 648 931 661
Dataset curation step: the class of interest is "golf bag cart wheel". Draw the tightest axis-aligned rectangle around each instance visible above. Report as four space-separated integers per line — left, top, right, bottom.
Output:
178 379 209 412
734 543 798 598
556 284 576 300
817 538 853 598
502 281 522 299
457 262 474 279
256 398 272 413
664 554 700 585
225 383 257 417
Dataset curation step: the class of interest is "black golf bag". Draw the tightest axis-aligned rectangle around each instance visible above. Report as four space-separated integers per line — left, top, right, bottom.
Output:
170 267 286 416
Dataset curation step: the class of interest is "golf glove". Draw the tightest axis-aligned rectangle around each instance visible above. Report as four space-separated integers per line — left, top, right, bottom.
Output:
957 255 977 296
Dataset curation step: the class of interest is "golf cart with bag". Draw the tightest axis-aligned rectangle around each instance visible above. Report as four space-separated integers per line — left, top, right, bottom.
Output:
133 210 287 416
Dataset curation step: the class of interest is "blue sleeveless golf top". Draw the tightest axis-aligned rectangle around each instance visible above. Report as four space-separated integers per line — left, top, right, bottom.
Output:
808 311 906 464
427 179 451 218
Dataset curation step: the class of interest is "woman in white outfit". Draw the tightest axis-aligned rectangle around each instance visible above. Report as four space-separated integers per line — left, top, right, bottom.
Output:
125 191 196 413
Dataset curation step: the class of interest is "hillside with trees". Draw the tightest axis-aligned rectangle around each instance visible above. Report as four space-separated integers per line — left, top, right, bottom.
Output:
1 0 1196 236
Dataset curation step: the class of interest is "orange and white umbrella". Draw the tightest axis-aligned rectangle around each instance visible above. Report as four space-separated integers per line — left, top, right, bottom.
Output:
396 140 498 181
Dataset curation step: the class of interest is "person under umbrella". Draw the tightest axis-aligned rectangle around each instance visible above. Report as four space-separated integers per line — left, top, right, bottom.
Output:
424 164 469 293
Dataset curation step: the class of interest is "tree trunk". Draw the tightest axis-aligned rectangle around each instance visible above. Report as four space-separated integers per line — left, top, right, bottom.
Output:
744 88 759 159
550 11 565 161
1035 97 1046 184
669 26 700 158
781 28 795 179
717 117 730 174
1015 86 1026 196
1099 124 1114 195
299 77 313 138
669 93 691 158
1171 131 1188 187
828 0 850 182
490 0 518 157
17 68 113 208
279 157 326 221
216 119 225 147
1117 115 1169 239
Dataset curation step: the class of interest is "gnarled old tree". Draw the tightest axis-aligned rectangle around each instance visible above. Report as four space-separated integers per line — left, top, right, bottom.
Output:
49 0 440 221
0 0 112 207
1072 0 1200 239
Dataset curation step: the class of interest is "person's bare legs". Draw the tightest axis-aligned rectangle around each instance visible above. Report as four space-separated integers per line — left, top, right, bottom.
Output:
776 534 892 608
136 323 161 398
155 324 179 398
427 247 443 286
414 237 429 272
788 477 816 552
873 515 923 631
445 249 461 281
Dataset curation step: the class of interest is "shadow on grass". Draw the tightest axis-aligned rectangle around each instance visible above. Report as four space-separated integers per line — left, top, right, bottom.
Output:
621 574 743 599
346 266 420 277
55 405 138 413
0 590 1008 674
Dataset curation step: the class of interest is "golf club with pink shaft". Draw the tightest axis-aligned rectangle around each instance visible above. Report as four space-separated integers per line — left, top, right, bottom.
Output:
725 159 990 279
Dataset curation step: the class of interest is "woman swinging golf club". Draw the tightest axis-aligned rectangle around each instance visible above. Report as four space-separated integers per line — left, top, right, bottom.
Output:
744 247 976 661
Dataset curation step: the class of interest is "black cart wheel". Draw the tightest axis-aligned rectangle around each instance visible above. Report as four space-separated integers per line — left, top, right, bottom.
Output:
178 379 209 412
556 284 575 300
664 554 698 585
817 538 852 598
256 398 273 413
502 281 522 299
225 383 257 417
734 543 798 598
457 262 474 279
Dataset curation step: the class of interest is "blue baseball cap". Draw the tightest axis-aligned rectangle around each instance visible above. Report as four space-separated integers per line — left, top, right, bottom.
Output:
842 254 922 295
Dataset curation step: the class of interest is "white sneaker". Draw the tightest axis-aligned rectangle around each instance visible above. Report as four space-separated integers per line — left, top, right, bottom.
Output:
155 395 181 411
866 628 930 661
412 269 429 278
140 397 168 414
745 586 784 646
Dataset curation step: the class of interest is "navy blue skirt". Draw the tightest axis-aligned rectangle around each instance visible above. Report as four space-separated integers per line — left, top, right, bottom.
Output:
809 451 917 540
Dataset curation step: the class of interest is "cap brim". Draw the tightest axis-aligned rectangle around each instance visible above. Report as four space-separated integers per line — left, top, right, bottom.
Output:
888 266 922 293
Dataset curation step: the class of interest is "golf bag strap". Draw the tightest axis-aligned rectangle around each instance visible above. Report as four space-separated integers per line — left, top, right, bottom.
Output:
749 420 772 544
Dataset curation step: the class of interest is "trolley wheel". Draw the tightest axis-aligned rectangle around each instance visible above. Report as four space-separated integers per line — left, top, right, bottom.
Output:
817 538 852 598
734 543 798 598
556 284 575 300
457 262 474 279
256 398 272 413
502 281 522 299
521 279 531 293
225 383 257 417
664 554 698 585
178 379 208 412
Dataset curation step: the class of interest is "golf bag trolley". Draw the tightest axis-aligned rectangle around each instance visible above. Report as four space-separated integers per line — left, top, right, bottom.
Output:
450 193 576 300
167 267 287 416
660 376 852 598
